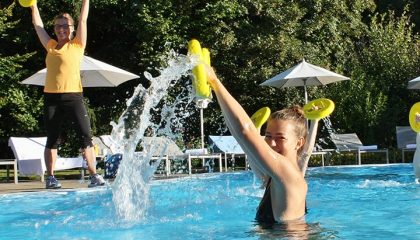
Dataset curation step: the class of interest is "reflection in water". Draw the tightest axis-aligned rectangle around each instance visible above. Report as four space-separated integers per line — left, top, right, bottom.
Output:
251 219 338 239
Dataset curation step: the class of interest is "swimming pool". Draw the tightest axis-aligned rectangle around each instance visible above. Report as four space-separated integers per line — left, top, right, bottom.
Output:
0 164 418 239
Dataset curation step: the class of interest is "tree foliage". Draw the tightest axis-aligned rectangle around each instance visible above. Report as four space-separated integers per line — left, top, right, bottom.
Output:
0 0 419 158
0 2 41 157
331 10 420 147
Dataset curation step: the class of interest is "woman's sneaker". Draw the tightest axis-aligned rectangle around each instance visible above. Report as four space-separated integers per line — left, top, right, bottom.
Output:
88 174 105 188
46 176 62 189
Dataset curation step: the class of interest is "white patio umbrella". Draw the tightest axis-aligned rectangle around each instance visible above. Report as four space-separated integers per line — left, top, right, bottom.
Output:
260 59 350 103
407 76 420 89
21 55 139 87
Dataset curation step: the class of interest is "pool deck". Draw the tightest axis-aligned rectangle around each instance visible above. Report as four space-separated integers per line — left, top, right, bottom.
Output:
0 180 91 194
0 174 189 194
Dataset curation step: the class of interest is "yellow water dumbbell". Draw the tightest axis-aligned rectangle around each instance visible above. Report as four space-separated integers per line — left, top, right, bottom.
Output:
303 98 335 120
188 39 212 99
18 0 36 7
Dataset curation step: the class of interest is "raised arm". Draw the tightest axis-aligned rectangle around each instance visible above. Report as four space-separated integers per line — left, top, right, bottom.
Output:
30 3 51 49
212 84 269 182
247 157 270 186
299 119 319 176
75 0 89 47
205 66 303 183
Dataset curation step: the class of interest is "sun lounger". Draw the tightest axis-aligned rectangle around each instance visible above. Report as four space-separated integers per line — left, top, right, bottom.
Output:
142 137 222 175
0 159 17 184
99 135 222 176
209 135 334 168
208 135 247 171
331 133 389 164
8 137 85 182
310 148 336 166
396 126 417 162
98 134 168 176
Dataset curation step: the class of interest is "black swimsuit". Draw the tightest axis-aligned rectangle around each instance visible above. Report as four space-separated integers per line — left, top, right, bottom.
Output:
255 178 307 224
255 178 276 223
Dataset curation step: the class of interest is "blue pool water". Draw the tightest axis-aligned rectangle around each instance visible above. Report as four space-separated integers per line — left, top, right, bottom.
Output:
0 164 419 239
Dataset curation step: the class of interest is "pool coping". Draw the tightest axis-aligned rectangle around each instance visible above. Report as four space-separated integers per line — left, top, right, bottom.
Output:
0 163 411 194
0 174 194 194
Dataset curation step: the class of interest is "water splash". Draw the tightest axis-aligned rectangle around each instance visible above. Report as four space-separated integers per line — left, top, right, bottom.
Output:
106 49 199 222
356 179 407 188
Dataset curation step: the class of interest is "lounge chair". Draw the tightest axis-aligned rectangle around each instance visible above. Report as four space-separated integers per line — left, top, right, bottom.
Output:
331 133 389 164
208 135 247 171
396 126 417 162
0 159 17 184
208 135 330 168
97 135 165 178
142 137 222 175
98 135 222 176
8 137 85 182
310 147 335 167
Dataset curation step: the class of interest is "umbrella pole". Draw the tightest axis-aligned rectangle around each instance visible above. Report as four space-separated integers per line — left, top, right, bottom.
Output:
196 99 209 151
200 107 204 150
196 99 209 156
303 82 309 126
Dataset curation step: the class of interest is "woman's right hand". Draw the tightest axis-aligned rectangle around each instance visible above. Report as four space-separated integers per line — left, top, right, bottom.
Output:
30 1 37 9
204 64 220 89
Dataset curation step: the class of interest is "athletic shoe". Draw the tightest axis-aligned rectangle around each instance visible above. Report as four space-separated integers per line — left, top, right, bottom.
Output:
88 174 105 188
46 175 62 189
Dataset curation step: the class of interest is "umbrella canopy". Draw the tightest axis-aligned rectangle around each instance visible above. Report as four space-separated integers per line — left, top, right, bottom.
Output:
260 59 350 103
407 76 420 89
21 56 139 87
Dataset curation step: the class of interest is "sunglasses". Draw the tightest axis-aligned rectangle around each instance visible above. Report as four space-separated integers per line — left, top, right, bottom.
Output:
54 24 73 29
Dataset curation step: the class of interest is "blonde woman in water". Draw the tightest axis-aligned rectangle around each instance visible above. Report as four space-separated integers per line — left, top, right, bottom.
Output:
205 66 319 223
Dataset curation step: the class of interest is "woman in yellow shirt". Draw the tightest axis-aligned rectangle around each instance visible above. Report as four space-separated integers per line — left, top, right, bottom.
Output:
30 0 104 189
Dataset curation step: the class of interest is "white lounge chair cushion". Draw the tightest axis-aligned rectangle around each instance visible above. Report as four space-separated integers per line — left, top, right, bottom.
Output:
358 145 378 150
406 144 416 149
209 135 245 154
17 158 45 176
185 148 208 155
8 137 84 176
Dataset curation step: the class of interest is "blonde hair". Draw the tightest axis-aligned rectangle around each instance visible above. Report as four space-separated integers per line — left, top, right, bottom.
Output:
54 13 75 39
54 13 75 25
269 105 307 154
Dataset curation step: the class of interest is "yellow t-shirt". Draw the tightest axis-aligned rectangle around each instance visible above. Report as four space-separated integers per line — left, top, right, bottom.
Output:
44 38 84 93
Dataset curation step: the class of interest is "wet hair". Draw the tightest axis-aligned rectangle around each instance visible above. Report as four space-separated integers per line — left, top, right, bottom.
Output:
269 105 307 154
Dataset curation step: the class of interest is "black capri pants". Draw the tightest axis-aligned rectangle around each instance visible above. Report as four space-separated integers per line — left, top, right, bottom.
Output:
44 93 93 149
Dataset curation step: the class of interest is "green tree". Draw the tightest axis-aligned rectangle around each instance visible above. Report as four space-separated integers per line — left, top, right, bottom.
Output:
196 0 377 140
0 2 41 158
1 0 419 160
332 10 420 147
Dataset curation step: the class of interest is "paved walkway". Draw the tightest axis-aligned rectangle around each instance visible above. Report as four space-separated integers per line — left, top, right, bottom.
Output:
0 180 91 194
0 174 190 194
